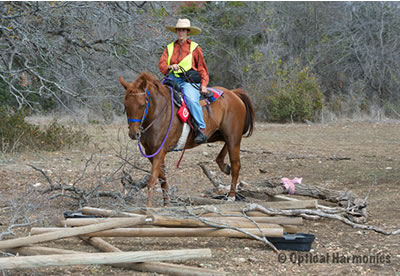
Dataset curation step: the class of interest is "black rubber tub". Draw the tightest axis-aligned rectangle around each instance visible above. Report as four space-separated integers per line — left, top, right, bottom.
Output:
268 233 315 251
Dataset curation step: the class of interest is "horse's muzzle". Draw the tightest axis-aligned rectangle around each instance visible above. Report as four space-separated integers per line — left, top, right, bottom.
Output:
129 131 140 140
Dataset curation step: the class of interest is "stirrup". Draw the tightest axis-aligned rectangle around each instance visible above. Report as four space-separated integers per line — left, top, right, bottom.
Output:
194 130 207 144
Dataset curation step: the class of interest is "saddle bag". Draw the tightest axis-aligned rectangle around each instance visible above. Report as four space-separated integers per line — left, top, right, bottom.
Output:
180 69 201 83
177 103 190 123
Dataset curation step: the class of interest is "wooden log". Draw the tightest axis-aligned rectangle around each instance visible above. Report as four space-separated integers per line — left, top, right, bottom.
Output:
6 240 224 275
62 218 296 232
61 216 303 227
82 237 121 253
7 246 80 256
215 216 302 225
248 180 363 206
156 215 302 225
0 216 150 250
239 180 367 221
0 248 212 269
82 200 316 220
82 237 228 276
31 227 284 238
200 211 271 217
81 207 145 217
150 200 318 216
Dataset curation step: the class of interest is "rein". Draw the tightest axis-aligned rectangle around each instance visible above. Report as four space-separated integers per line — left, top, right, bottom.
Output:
178 65 201 90
128 87 174 158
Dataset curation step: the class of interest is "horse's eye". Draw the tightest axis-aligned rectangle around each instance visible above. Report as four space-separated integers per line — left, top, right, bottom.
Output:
139 104 146 109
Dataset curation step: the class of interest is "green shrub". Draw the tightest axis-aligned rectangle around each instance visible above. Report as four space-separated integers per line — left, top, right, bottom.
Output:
264 66 323 122
0 108 90 153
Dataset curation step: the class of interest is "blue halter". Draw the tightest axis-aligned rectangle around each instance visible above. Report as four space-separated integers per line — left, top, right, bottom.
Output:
127 88 151 124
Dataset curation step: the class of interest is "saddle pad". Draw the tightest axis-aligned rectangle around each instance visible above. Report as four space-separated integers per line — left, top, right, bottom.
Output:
200 87 224 107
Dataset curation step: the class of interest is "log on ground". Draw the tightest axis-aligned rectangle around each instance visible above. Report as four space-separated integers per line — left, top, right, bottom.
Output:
62 216 301 230
0 216 149 250
31 227 284 238
0 248 212 270
82 237 228 276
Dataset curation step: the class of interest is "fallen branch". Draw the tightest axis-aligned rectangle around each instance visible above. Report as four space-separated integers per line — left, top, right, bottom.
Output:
183 210 279 253
198 162 222 189
198 162 368 222
244 203 400 236
239 180 367 219
148 200 318 215
29 159 127 208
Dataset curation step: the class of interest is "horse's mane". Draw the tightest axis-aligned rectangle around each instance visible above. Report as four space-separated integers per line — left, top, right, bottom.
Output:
135 72 168 96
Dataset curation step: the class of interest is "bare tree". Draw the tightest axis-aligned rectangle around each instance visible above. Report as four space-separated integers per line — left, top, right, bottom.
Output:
0 2 173 113
2 2 400 119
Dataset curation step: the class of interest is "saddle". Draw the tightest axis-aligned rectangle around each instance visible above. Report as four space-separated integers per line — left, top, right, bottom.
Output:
163 78 224 110
162 78 224 151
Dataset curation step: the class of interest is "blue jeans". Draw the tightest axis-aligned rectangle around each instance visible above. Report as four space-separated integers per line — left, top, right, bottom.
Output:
168 74 206 129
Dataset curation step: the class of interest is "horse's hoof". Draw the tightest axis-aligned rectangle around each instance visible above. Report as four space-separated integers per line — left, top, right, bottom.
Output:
227 195 235 202
224 165 231 175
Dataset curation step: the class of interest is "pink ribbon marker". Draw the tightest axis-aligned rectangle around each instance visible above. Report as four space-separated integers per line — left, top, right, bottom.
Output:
280 177 302 195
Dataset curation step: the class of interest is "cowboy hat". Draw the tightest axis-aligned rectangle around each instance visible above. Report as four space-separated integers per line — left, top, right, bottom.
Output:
165 18 201 36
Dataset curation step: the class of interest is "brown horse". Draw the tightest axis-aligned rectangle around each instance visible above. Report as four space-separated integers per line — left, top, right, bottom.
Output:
120 72 255 207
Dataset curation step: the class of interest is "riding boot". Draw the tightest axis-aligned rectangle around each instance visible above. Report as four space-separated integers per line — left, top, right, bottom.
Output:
194 128 207 144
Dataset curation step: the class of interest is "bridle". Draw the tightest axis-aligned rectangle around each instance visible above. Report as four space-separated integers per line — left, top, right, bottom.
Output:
127 86 174 158
127 89 151 126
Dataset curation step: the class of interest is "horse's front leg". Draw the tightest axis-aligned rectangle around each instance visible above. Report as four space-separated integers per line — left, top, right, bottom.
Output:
147 152 165 207
159 161 169 207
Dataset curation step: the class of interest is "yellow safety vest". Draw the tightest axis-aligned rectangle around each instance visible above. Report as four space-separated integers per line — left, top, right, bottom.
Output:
167 41 198 77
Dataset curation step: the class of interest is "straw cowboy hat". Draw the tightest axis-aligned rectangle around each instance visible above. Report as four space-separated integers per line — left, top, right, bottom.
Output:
165 18 201 36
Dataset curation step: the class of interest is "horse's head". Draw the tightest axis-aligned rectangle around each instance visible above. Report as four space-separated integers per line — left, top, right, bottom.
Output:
120 75 150 140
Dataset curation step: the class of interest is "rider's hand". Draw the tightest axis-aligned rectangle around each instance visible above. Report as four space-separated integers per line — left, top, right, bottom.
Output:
200 86 208 95
169 64 179 71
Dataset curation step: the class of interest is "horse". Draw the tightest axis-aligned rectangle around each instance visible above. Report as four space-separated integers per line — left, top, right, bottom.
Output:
119 72 255 207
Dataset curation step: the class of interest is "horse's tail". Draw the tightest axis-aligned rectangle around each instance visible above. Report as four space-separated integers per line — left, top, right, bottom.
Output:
232 88 255 137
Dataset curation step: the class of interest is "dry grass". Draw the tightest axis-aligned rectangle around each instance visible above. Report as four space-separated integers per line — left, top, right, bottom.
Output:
0 116 399 275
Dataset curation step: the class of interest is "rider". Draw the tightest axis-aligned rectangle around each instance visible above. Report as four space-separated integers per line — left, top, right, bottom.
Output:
158 18 209 144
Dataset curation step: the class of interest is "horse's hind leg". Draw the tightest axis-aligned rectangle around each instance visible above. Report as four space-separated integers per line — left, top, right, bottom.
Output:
227 140 242 201
216 143 231 175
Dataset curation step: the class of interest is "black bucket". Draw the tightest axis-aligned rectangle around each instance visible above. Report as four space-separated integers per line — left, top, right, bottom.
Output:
268 233 315 251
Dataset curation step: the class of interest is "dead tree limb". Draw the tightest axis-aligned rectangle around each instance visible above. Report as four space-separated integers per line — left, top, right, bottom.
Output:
183 207 279 253
28 155 132 207
198 162 222 189
244 203 400 236
198 163 367 222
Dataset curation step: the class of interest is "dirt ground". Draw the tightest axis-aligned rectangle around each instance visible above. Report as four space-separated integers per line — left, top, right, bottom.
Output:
0 119 399 275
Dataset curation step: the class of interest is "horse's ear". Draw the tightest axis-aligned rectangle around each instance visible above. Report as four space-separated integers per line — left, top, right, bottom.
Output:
138 78 147 91
119 76 129 90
